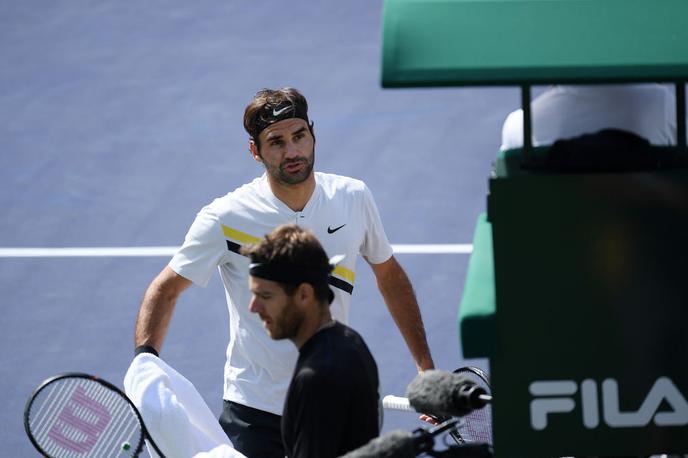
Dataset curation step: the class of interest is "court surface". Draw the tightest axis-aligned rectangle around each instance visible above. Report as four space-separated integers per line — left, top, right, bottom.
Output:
0 2 522 455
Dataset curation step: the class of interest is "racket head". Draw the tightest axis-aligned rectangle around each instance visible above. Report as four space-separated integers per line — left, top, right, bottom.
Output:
452 366 492 445
24 373 146 458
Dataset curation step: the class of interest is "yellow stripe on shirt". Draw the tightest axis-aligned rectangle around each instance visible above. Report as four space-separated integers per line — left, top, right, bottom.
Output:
333 265 356 283
222 225 262 245
222 223 355 285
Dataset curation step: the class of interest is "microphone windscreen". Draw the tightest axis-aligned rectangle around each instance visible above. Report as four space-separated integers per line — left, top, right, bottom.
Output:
338 430 415 458
406 370 475 418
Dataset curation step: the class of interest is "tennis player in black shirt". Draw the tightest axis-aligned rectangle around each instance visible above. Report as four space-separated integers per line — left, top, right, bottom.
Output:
241 224 380 458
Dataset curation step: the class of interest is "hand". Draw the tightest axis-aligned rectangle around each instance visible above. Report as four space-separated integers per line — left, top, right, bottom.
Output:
419 414 440 425
417 359 435 373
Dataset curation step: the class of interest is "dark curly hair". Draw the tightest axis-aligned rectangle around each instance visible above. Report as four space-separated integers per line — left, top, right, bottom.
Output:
241 224 332 305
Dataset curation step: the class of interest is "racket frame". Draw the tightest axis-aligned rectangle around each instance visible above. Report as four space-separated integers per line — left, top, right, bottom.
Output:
451 365 492 446
24 372 165 458
453 365 491 387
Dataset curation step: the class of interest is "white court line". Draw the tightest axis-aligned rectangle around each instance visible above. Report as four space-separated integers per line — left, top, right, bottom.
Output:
0 244 472 258
393 244 472 254
0 247 180 257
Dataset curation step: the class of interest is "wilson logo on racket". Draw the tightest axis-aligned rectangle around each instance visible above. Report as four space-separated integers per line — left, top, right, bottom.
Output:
529 377 688 430
47 386 111 453
25 373 166 457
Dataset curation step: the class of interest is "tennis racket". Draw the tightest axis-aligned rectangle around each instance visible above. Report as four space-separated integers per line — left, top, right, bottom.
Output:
381 366 492 446
451 366 492 445
24 372 166 458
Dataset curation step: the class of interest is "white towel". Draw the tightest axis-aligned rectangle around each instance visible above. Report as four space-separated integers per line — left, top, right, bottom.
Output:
123 353 245 458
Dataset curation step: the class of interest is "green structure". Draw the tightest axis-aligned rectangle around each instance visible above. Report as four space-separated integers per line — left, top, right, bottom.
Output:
382 0 688 456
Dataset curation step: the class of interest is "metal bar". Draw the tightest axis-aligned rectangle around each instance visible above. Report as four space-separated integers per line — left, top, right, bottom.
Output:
521 84 532 161
677 81 686 152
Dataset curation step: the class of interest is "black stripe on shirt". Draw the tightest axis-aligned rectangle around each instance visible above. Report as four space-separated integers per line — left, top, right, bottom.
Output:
227 239 354 295
227 240 243 255
328 276 353 295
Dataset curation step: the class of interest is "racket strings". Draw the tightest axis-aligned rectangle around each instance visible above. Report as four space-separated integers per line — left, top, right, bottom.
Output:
34 379 96 455
40 381 101 456
454 367 493 445
462 407 492 443
33 381 73 446
27 377 143 458
90 386 141 458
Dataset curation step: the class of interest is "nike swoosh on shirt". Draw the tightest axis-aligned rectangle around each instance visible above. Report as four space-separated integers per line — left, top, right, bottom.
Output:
272 106 292 116
327 224 346 234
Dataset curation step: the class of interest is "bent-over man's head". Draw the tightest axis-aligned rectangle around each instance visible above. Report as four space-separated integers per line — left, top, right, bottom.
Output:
241 224 334 346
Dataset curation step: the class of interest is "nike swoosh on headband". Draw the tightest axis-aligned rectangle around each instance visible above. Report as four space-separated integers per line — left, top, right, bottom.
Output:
272 105 292 116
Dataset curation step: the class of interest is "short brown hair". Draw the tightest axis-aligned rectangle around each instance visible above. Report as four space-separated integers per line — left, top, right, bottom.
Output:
243 87 314 149
241 224 332 304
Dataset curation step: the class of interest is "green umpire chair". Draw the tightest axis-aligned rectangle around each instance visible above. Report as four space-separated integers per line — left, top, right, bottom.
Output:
382 0 688 456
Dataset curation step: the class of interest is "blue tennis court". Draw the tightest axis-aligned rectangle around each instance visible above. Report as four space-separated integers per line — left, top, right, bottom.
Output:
0 2 521 455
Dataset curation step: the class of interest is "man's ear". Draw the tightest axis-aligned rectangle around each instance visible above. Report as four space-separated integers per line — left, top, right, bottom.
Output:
296 283 315 305
249 141 262 163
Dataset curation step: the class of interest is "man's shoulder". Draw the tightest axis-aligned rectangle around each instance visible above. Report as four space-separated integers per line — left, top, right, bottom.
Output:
315 172 368 197
202 175 266 213
299 324 373 372
334 321 365 341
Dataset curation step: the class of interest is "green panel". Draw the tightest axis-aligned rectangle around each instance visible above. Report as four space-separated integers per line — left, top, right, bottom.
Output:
458 212 496 358
382 0 688 87
487 170 688 457
494 146 550 177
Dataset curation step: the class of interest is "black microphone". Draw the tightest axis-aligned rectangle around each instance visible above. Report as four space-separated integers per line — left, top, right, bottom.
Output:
340 419 461 458
339 430 416 458
406 370 490 418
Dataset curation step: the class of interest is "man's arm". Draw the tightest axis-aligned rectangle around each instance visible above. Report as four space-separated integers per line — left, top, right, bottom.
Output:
368 255 434 372
134 266 193 353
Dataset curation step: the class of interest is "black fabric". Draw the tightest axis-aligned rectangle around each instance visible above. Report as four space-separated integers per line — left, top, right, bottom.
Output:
524 128 686 172
219 400 284 458
249 261 331 288
282 322 380 458
251 101 310 140
249 261 334 303
134 345 159 357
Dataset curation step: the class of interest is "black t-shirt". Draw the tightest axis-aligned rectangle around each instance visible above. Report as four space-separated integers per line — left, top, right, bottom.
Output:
282 322 380 458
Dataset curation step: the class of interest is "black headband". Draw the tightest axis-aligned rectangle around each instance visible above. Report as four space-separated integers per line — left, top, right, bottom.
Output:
249 261 334 304
251 101 310 140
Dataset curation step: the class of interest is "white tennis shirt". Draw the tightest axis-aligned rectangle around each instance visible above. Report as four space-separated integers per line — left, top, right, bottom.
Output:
501 84 677 150
169 172 393 415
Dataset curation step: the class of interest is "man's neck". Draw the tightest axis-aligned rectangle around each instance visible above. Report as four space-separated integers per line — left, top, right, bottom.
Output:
267 173 316 212
293 306 333 350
